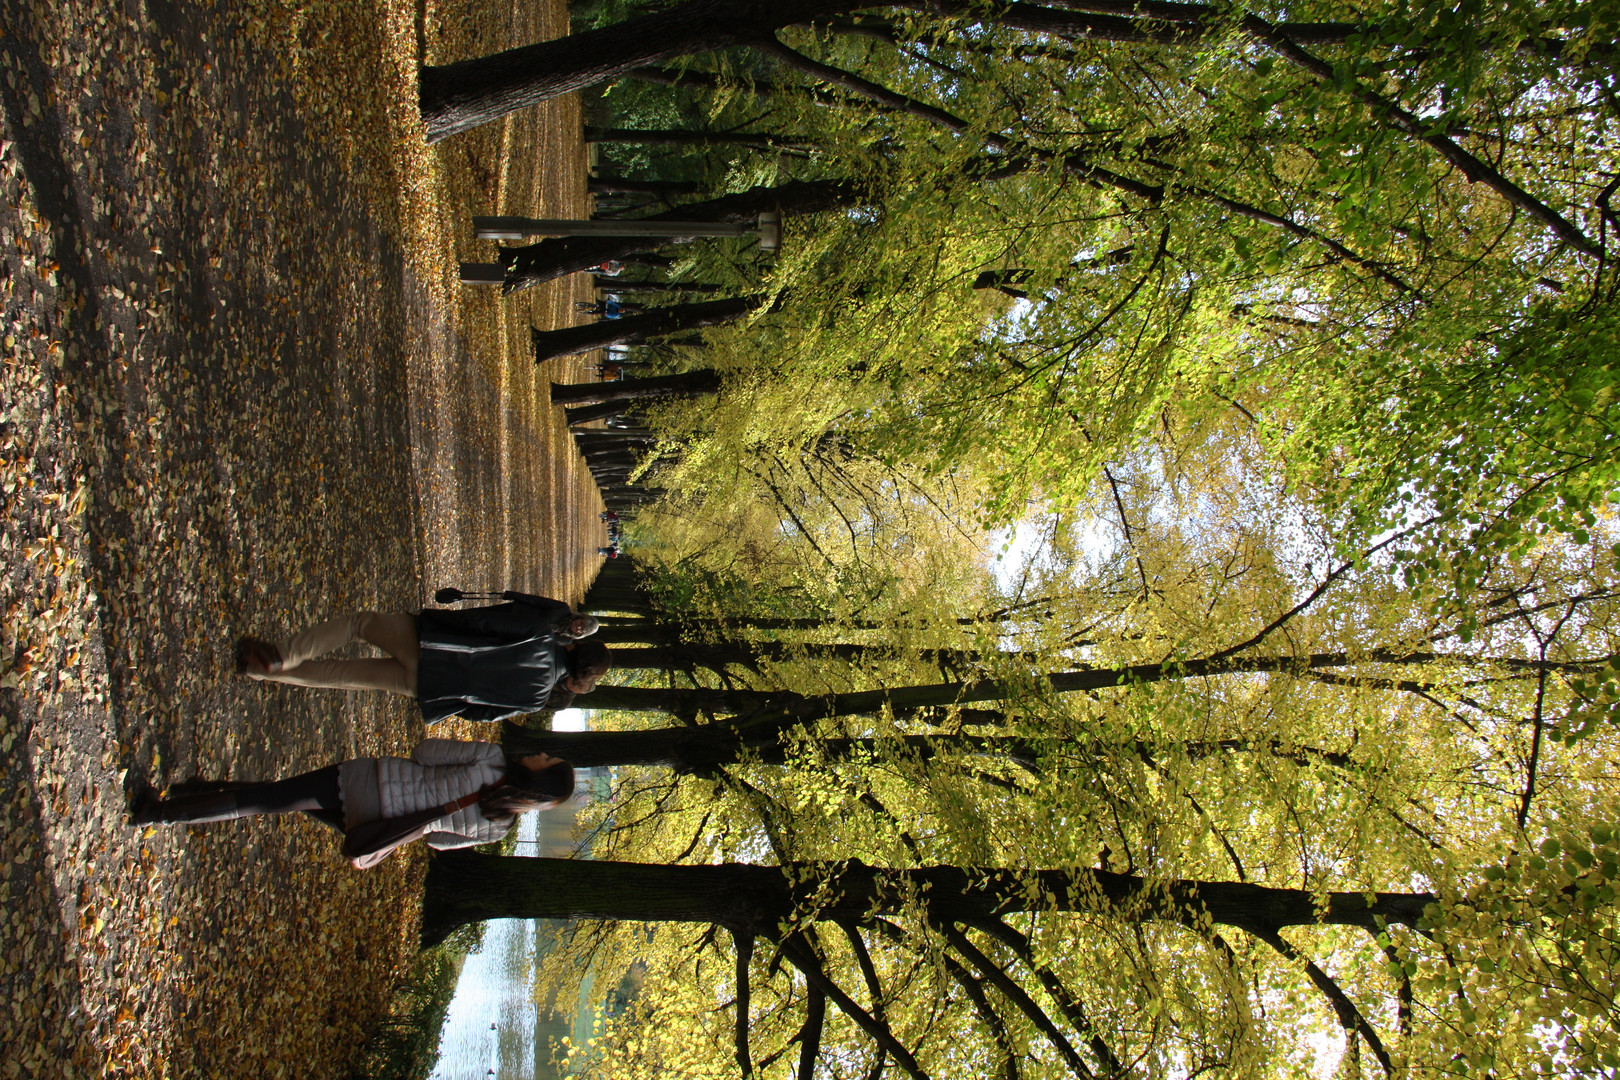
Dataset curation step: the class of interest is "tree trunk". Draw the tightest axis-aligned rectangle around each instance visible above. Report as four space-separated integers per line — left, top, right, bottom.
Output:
566 401 646 427
504 725 1349 774
582 611 1050 639
577 442 662 461
589 176 706 197
502 725 1036 767
606 640 1047 672
586 127 813 150
502 179 862 293
552 369 723 405
422 0 1609 143
418 0 865 142
583 556 657 615
421 852 1435 946
578 649 1555 723
532 298 762 364
424 0 868 141
601 278 729 294
591 621 687 646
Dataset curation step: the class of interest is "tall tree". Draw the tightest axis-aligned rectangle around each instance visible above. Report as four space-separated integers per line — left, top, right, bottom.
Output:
532 300 761 361
500 179 861 293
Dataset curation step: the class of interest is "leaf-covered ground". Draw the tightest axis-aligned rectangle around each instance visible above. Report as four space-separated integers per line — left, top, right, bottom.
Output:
0 0 598 1075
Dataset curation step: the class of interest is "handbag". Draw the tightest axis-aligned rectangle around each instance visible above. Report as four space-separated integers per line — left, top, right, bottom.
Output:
343 787 488 864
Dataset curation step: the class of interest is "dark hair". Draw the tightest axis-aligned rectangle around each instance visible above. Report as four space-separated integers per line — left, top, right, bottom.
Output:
480 758 576 819
567 640 612 683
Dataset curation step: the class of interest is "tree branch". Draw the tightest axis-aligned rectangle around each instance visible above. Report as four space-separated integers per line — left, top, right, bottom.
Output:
1242 13 1600 256
1377 938 1414 1039
967 917 1123 1077
1250 926 1393 1076
778 935 931 1080
1204 515 1437 663
760 28 1407 296
867 919 1016 1080
1103 465 1152 602
735 932 756 1079
936 921 1096 1080
797 987 827 1080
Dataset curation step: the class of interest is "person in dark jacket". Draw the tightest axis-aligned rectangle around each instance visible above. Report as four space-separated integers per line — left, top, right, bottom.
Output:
236 592 613 724
432 587 598 641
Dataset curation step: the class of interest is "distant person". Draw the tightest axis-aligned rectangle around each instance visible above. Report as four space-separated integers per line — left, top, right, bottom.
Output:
236 591 612 724
130 741 573 869
597 544 620 559
599 511 620 523
574 299 643 319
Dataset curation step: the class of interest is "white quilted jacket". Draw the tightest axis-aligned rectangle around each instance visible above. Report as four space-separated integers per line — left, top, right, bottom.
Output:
338 739 510 849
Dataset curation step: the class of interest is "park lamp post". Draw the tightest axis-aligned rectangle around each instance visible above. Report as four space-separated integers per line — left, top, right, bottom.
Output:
460 213 781 285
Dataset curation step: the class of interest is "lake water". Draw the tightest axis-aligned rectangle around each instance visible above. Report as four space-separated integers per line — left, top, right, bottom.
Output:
430 714 597 1080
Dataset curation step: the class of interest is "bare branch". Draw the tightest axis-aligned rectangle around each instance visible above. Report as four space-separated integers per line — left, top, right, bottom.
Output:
942 951 1020 1080
1103 465 1152 603
1514 596 1578 828
1377 939 1414 1039
866 919 1017 1080
837 919 890 1022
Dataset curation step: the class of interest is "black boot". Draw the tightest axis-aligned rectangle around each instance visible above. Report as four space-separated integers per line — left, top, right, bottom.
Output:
167 777 252 796
130 786 246 825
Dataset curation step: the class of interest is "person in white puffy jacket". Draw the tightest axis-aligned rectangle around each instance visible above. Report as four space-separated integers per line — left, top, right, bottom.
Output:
129 740 573 868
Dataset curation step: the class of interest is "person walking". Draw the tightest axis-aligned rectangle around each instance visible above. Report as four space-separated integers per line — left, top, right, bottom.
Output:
236 591 612 723
431 588 599 641
130 741 574 868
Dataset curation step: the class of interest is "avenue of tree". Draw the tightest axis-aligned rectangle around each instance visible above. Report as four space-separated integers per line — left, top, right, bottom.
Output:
416 3 1620 1078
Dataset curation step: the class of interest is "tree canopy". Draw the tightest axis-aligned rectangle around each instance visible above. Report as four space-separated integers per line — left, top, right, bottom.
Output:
424 2 1620 1076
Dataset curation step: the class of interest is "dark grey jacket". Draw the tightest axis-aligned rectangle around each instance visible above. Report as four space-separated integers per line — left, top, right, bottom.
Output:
415 592 573 724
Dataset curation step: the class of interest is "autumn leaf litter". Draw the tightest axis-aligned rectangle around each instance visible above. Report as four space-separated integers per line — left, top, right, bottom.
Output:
0 0 596 1076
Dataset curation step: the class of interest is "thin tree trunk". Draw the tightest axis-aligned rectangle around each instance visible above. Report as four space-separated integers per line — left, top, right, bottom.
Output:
578 649 1577 722
586 126 813 150
422 0 1610 143
532 298 762 364
504 725 1345 773
501 179 863 293
566 401 644 426
590 176 706 198
602 278 729 294
552 369 723 405
582 557 656 616
606 640 1048 672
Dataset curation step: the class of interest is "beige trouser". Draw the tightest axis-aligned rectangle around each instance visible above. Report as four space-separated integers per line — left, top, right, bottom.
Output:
251 612 420 697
